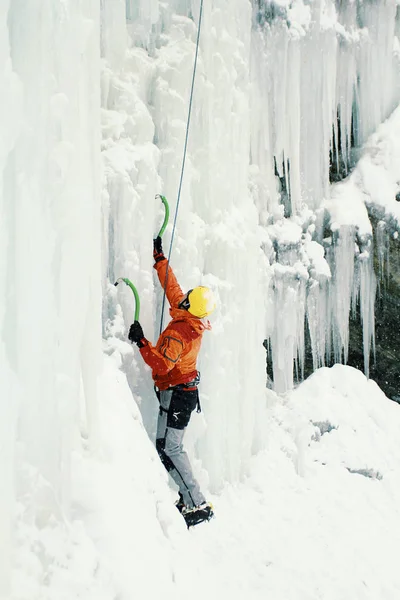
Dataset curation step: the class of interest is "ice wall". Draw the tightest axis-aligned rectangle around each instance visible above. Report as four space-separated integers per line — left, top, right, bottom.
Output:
101 0 270 491
251 0 400 390
251 0 400 215
101 0 400 483
0 2 22 592
1 1 101 595
2 0 400 594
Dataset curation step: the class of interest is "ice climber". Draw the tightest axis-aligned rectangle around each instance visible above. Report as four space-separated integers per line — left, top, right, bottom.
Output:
128 236 216 526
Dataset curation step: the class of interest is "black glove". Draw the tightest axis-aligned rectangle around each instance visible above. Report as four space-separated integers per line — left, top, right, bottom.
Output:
128 321 146 347
153 236 166 263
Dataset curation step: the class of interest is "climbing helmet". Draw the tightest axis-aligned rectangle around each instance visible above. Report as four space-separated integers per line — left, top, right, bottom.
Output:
180 286 216 318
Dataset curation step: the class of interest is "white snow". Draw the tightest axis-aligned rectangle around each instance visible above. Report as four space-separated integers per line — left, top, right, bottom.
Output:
12 358 400 600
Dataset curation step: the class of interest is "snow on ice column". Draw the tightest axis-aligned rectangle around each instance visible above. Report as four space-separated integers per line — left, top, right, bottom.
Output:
323 223 376 378
304 235 332 373
102 0 270 487
358 251 376 378
249 0 399 391
250 1 337 215
0 2 23 593
327 226 356 365
152 0 270 487
355 0 400 144
267 220 308 393
126 0 160 47
2 0 101 579
250 0 400 218
100 0 162 435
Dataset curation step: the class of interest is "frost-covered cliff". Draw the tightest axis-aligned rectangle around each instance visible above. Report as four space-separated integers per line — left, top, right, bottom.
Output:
2 0 400 597
102 0 400 444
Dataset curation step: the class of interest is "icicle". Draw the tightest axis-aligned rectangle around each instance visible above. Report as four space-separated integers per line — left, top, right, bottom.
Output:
126 0 160 50
268 220 308 392
329 225 356 364
270 265 307 393
335 0 358 172
375 220 390 283
356 0 398 143
358 251 377 379
307 279 328 371
251 0 400 218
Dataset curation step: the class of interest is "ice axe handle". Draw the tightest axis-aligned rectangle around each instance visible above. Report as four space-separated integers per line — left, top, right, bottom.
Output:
156 194 170 238
114 277 140 321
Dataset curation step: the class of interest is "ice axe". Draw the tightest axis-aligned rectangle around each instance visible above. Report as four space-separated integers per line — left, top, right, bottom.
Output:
114 277 140 321
114 195 169 320
155 194 170 238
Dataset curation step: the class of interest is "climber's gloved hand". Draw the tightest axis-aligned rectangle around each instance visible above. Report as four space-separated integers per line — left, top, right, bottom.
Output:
153 236 166 263
128 321 146 348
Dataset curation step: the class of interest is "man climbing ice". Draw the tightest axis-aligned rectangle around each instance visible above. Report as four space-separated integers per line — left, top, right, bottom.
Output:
128 236 216 527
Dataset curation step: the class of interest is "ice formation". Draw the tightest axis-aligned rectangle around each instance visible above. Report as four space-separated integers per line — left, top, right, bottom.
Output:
1 1 101 596
251 0 400 390
1 0 400 596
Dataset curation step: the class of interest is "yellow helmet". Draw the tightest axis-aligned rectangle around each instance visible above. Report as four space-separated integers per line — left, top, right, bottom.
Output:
185 286 216 318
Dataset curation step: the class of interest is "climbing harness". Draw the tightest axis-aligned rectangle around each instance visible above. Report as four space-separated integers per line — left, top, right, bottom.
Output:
175 373 202 413
157 374 202 416
158 0 204 335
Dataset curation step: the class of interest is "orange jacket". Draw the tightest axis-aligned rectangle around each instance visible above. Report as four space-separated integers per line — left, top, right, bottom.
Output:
139 260 211 390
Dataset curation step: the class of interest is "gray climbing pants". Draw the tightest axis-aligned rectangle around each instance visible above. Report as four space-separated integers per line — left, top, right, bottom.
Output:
156 387 205 509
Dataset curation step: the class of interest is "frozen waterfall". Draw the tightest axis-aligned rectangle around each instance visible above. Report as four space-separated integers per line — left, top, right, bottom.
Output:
103 0 400 393
251 0 399 390
1 0 400 596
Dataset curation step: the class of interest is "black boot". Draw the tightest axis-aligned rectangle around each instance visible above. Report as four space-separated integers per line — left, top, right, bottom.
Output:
175 493 185 514
182 502 214 528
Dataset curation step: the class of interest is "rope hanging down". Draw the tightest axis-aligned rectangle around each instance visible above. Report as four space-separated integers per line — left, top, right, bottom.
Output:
159 0 204 335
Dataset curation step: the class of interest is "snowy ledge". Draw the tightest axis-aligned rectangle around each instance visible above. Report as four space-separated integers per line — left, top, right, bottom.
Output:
326 103 400 238
12 360 400 600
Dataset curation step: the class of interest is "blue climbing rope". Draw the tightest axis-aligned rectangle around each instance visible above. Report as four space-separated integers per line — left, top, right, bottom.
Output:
159 0 204 335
